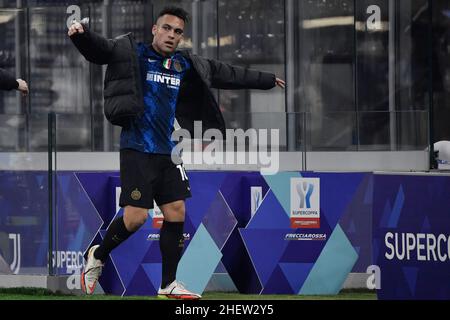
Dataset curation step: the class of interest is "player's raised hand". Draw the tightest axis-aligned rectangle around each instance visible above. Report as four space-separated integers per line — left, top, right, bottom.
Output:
68 21 84 36
16 79 28 96
275 78 285 89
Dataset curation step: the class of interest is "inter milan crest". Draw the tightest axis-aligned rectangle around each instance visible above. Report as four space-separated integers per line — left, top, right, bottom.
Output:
173 60 183 72
131 188 141 200
163 58 183 72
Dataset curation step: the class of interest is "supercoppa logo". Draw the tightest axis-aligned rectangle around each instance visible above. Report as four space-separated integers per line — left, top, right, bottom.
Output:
384 232 450 262
290 178 320 229
296 181 314 209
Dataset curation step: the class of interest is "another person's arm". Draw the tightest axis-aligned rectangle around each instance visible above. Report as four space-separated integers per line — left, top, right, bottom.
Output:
0 68 29 95
68 21 115 65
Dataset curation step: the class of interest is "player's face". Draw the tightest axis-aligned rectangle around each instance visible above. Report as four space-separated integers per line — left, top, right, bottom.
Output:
152 14 185 56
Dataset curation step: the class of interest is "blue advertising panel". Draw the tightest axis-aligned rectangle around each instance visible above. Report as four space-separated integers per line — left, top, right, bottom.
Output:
0 172 48 275
75 171 370 295
55 172 104 276
373 174 450 300
0 170 373 296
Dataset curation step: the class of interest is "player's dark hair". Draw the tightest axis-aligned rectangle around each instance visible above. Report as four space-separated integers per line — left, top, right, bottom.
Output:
157 6 189 24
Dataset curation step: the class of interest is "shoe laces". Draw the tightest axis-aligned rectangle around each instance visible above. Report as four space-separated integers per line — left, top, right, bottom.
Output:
86 265 103 278
174 280 187 290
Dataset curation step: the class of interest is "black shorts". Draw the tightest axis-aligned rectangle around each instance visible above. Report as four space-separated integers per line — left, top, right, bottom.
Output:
119 148 192 209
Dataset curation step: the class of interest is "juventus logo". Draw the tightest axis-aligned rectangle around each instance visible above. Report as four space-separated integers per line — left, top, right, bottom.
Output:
9 233 21 274
251 186 263 217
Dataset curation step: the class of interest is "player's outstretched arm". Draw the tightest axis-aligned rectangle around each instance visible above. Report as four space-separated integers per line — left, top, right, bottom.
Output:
206 58 285 90
68 20 115 65
0 68 19 91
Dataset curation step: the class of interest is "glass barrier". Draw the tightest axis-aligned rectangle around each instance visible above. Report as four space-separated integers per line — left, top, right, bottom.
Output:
0 120 51 276
49 110 430 173
51 113 105 277
1 0 443 158
305 110 429 152
0 8 52 277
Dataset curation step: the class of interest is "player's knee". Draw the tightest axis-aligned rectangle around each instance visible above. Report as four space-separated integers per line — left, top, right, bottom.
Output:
136 211 149 226
129 215 148 231
173 208 185 221
163 201 185 222
165 210 185 222
173 202 185 215
124 207 149 231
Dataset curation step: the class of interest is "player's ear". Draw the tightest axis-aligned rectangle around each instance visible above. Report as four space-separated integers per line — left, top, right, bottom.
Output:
152 24 157 36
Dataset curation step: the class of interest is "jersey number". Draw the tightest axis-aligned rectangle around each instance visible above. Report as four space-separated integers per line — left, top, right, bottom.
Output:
177 165 188 181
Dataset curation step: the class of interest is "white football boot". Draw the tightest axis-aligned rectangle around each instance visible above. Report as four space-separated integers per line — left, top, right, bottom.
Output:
158 280 202 300
81 245 104 295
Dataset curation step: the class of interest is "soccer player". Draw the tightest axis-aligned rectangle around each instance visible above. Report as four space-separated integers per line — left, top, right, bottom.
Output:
69 6 285 299
0 68 28 95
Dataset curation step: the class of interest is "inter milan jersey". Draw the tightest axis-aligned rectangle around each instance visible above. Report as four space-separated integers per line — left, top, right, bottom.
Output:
120 43 190 154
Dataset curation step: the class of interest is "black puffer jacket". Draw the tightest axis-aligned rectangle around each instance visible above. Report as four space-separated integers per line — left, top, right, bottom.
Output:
70 25 276 135
0 68 18 91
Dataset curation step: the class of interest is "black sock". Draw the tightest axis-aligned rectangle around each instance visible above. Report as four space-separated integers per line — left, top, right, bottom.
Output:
159 221 185 289
94 216 134 263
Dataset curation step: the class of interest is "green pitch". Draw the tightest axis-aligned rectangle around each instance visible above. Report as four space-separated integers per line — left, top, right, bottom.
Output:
0 288 376 300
